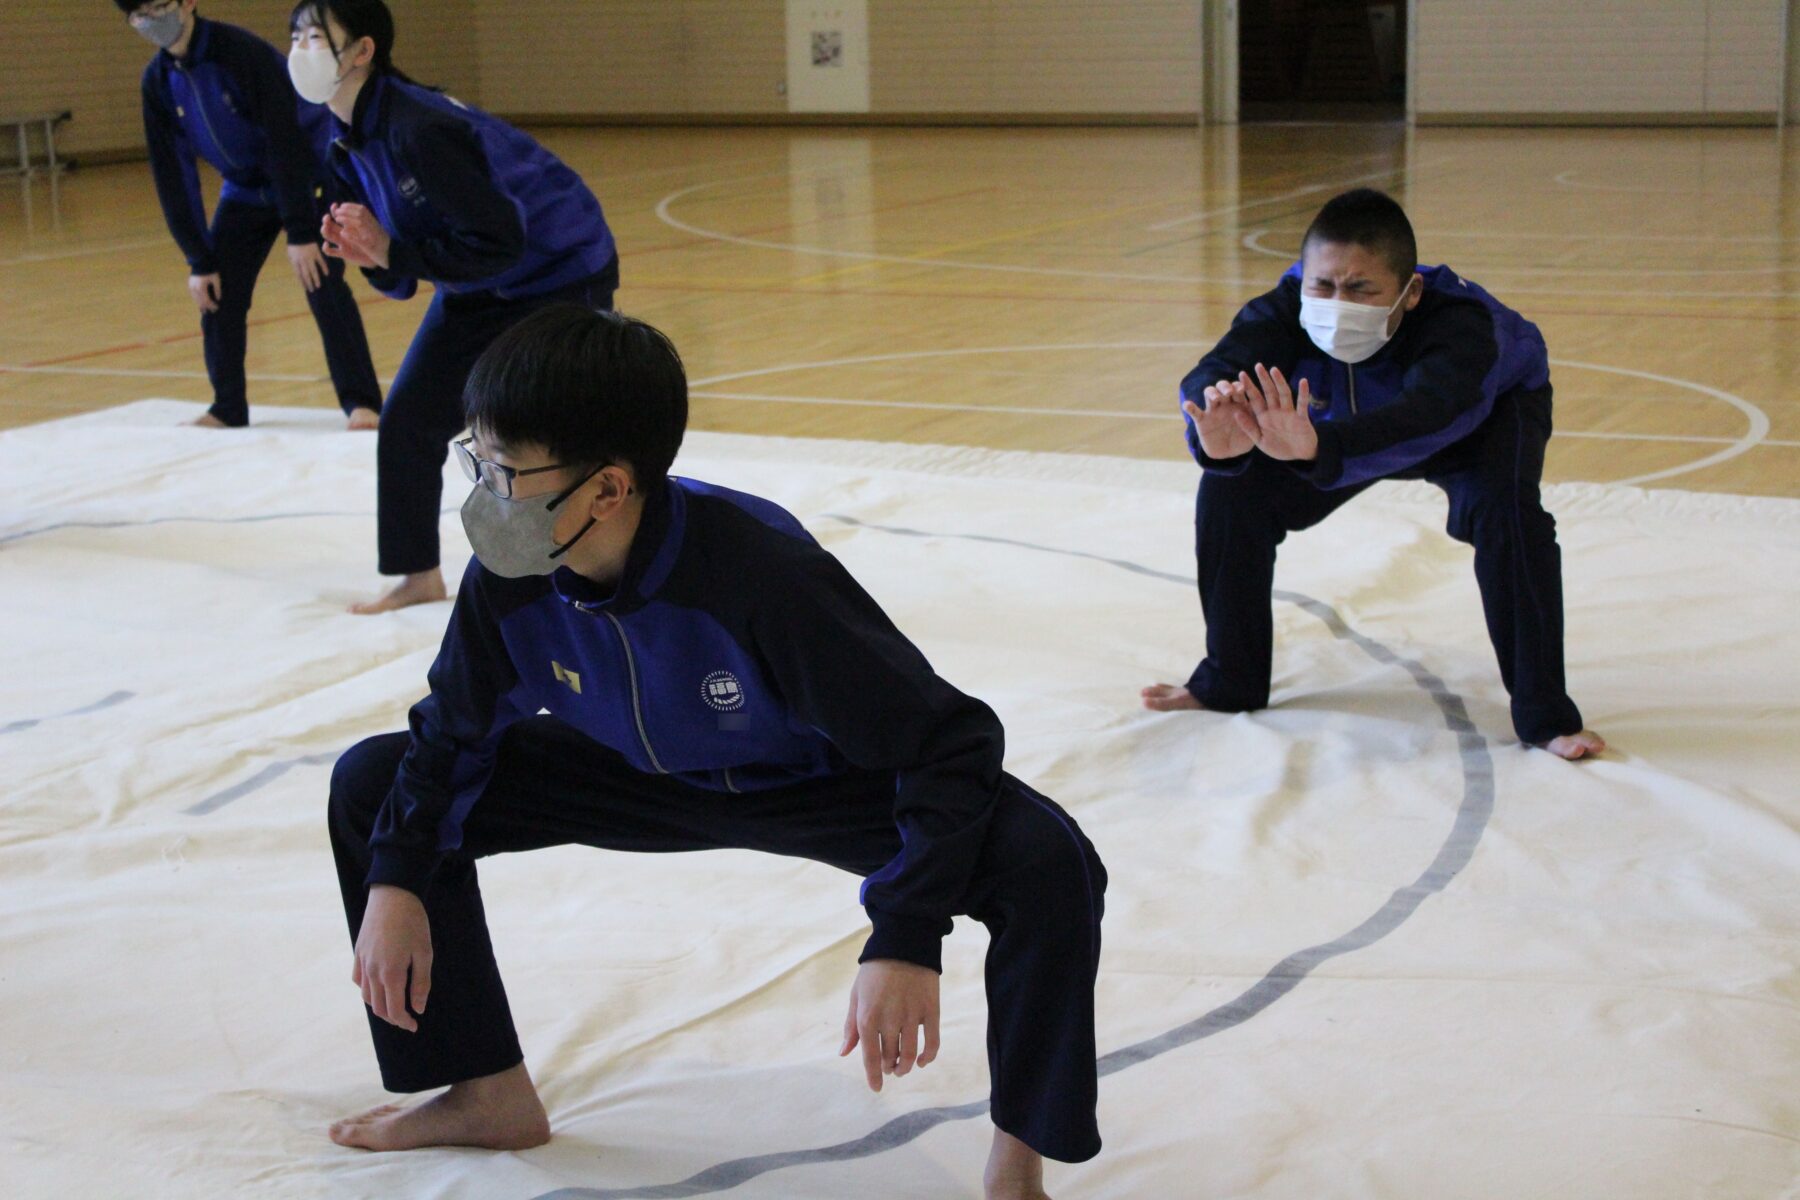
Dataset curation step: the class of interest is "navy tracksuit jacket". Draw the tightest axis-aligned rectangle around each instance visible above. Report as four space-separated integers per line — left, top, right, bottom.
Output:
329 478 1107 1161
139 17 377 424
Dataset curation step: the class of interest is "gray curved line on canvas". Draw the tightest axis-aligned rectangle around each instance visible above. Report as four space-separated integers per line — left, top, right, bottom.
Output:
185 749 344 816
0 502 471 548
0 689 135 735
533 514 1495 1200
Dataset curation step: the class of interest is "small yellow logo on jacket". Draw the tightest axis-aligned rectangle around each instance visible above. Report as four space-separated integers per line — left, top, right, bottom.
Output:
552 661 582 695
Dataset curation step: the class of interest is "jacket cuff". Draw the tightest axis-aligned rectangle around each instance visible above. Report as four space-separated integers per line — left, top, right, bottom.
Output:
367 844 440 896
187 253 219 276
1187 421 1252 475
1291 424 1345 487
860 908 951 974
385 239 424 280
361 265 419 301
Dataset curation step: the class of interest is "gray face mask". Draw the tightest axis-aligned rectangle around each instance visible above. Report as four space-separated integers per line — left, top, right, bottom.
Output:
459 469 600 579
132 9 186 50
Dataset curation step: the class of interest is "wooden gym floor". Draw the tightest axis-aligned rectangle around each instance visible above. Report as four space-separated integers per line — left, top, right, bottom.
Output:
3 121 1797 498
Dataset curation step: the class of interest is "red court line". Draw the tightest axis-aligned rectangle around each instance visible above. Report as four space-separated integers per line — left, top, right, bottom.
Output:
22 290 392 369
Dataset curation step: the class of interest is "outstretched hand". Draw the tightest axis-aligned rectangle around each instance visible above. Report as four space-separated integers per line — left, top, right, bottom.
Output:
1234 363 1319 462
1185 378 1257 461
839 959 940 1091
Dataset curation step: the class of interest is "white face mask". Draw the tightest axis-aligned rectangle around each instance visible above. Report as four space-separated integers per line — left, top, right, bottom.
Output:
1298 280 1415 365
288 44 347 106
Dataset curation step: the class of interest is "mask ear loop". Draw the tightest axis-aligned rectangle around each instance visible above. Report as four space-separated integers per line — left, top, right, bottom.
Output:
544 465 607 562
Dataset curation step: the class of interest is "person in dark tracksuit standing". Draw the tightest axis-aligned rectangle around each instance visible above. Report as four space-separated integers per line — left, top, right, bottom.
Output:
1142 188 1606 761
324 306 1106 1198
118 0 381 430
286 0 619 615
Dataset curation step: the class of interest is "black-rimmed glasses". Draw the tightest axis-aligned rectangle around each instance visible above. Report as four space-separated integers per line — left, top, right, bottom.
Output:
454 436 573 500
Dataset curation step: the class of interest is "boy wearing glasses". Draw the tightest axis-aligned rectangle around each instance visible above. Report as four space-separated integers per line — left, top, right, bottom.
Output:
117 0 380 428
325 305 1107 1199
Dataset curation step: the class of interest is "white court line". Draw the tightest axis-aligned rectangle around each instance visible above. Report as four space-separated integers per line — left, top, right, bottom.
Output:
1144 157 1452 232
655 169 1800 299
656 178 1263 288
692 343 1774 484
690 389 1800 447
1551 168 1781 196
1241 227 1800 277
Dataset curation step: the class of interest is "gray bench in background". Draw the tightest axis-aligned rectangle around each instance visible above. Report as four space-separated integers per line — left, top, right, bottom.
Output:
1 111 72 178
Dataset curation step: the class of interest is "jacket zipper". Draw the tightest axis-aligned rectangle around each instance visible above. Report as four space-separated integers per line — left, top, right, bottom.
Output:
597 611 669 775
1347 363 1359 415
179 63 244 173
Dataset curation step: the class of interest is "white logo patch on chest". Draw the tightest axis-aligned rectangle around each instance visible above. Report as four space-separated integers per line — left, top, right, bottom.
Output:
701 670 745 712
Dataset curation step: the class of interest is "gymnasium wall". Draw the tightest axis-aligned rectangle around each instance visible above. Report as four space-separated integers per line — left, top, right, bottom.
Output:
1412 0 1788 122
0 0 478 162
473 1 1205 122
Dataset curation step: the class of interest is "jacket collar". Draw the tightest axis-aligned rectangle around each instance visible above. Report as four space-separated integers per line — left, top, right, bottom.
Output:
551 479 686 613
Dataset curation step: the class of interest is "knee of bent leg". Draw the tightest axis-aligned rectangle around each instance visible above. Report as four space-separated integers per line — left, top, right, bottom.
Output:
1447 486 1555 547
329 734 405 836
993 789 1108 911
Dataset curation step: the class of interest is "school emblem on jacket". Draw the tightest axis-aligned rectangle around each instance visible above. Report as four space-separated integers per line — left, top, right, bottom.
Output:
398 175 423 203
552 661 582 695
701 670 745 712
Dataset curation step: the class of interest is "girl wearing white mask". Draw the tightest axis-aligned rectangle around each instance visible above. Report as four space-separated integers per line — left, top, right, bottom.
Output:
287 0 620 615
1145 187 1605 762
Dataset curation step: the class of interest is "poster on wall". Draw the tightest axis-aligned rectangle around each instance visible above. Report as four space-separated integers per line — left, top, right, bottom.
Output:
786 1 870 112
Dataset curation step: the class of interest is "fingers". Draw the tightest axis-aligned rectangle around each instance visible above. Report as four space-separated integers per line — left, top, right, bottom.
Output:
380 969 417 1033
408 953 431 1016
1295 376 1313 416
895 1023 919 1077
1256 363 1293 411
1267 365 1296 410
859 1019 883 1092
839 991 859 1057
1183 398 1205 423
1230 406 1261 442
919 1011 940 1068
1237 370 1267 412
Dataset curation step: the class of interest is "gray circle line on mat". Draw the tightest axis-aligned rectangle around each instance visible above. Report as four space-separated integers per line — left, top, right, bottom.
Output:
533 514 1496 1200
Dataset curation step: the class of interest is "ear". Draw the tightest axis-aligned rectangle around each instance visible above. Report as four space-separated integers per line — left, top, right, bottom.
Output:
348 34 377 70
584 465 637 518
1403 272 1424 311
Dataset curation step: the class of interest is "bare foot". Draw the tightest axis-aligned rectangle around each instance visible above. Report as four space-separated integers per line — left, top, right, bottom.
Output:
346 406 381 431
328 1062 549 1152
349 568 448 615
1541 729 1606 760
1140 682 1204 712
986 1128 1051 1200
188 413 232 428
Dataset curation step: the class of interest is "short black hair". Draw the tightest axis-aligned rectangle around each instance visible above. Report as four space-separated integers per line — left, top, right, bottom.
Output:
1300 188 1418 280
114 0 182 13
464 305 688 491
